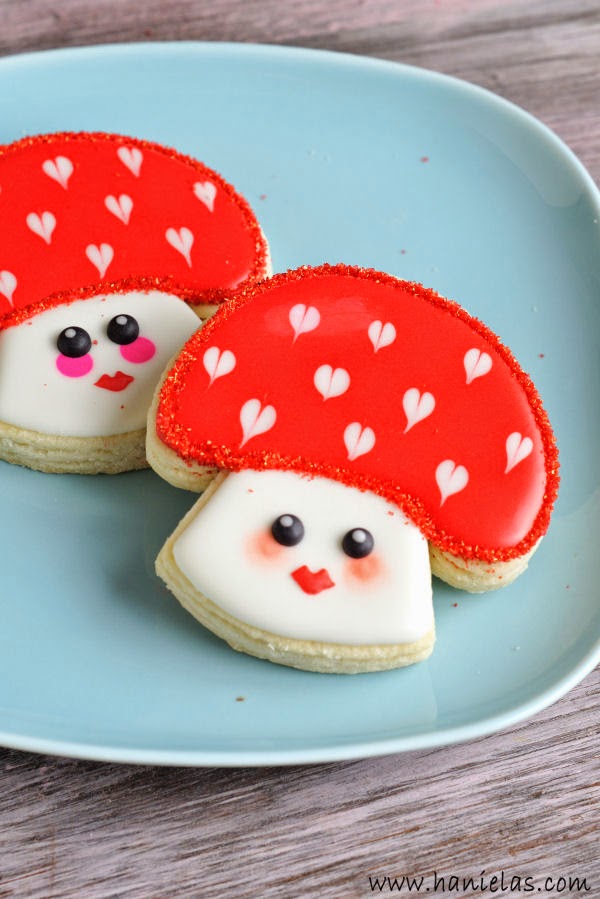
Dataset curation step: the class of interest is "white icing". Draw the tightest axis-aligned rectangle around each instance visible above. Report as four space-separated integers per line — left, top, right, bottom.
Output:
42 156 73 189
0 291 200 437
313 364 350 400
505 432 533 473
105 194 133 224
464 348 492 384
117 146 143 177
165 227 193 267
173 470 434 646
0 271 17 305
239 399 277 447
289 303 320 340
85 243 114 278
436 460 469 505
203 347 236 384
344 422 375 461
368 320 396 352
403 388 435 432
26 211 56 244
193 181 217 211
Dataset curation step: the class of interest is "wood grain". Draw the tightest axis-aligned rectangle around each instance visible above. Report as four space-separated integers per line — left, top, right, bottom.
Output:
1 0 599 178
0 2 598 897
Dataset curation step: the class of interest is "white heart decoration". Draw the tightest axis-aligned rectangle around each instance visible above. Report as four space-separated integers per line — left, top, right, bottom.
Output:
0 270 17 305
368 320 396 353
464 348 492 384
239 399 277 448
85 243 114 278
203 347 236 385
289 303 320 342
166 227 194 267
505 432 533 473
105 194 133 225
42 156 73 190
403 388 435 433
344 422 376 461
193 181 217 212
26 211 56 244
436 460 469 505
314 365 350 400
117 146 143 177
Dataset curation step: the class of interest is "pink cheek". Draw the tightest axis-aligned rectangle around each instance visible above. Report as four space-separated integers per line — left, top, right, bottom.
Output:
120 336 156 364
245 531 286 564
56 354 94 378
345 553 385 584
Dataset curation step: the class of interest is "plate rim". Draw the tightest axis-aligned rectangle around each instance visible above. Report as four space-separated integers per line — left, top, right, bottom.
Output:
0 646 598 765
3 38 599 210
0 39 598 765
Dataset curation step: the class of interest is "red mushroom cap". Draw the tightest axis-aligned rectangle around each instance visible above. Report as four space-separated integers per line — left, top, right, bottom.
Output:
0 131 268 328
156 265 559 562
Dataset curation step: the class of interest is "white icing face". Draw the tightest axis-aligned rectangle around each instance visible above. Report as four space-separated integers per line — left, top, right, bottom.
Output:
173 470 434 646
0 291 200 437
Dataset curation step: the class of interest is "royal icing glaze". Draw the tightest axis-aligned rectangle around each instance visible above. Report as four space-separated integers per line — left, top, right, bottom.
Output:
156 265 559 562
173 470 434 644
0 131 269 325
0 292 199 436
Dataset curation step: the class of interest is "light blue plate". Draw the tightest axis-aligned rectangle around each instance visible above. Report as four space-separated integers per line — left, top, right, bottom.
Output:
0 43 598 765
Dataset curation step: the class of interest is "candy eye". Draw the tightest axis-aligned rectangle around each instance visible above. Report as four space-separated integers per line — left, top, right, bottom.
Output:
342 528 374 558
271 514 304 547
107 314 139 345
56 326 92 358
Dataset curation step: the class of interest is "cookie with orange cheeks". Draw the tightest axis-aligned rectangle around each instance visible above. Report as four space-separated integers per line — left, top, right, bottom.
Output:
147 265 559 673
0 131 270 474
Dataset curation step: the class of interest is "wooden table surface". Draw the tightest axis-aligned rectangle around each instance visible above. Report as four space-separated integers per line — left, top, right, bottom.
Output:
0 2 598 896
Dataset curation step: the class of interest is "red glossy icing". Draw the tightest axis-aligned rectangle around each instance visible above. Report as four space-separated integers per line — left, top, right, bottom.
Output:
156 265 559 561
0 132 268 327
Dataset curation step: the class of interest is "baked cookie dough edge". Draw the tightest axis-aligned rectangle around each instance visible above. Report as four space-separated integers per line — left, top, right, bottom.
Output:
0 417 147 474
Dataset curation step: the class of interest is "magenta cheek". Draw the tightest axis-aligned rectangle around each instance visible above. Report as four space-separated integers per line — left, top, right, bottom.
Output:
120 336 156 364
56 353 94 378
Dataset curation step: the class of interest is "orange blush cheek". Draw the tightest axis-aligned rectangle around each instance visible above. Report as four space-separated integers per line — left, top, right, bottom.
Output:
344 553 385 584
246 530 286 563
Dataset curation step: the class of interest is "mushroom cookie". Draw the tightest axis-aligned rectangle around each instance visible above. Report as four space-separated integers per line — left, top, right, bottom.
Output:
148 265 559 674
0 131 269 473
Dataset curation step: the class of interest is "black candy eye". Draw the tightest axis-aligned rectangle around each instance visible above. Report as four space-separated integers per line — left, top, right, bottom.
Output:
56 326 92 358
107 314 139 345
342 528 374 558
271 514 304 547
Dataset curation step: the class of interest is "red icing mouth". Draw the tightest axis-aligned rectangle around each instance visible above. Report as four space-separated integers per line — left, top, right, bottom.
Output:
94 371 134 392
291 565 335 595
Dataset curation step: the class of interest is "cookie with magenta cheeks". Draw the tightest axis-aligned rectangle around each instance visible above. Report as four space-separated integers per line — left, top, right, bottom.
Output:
148 264 559 673
0 131 269 474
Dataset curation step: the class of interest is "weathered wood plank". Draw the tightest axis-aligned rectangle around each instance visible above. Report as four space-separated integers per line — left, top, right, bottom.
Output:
0 670 597 897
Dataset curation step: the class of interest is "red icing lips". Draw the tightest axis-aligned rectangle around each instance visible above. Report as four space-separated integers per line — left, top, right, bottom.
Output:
156 265 559 563
0 131 269 330
291 566 336 595
94 371 134 392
